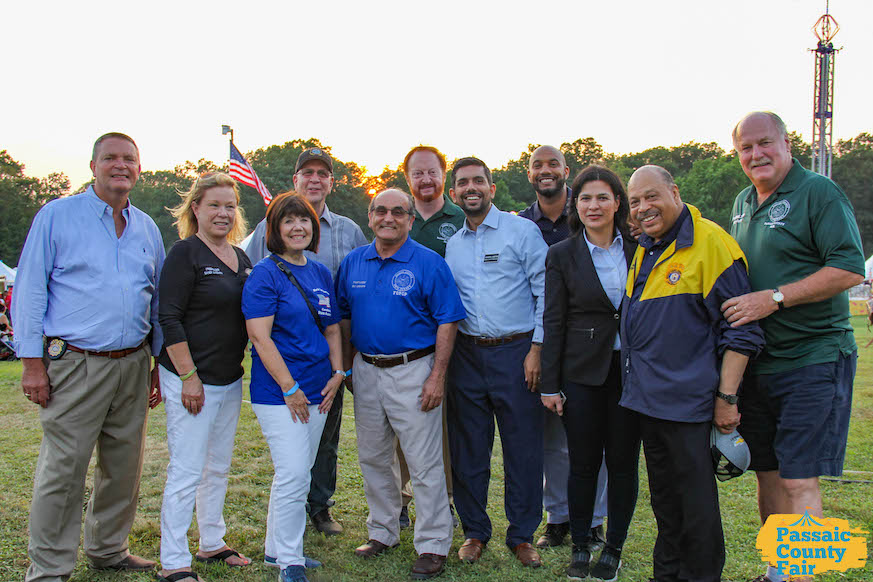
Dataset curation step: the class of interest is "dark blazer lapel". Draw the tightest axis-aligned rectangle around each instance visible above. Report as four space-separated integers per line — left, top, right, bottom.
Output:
623 238 637 269
571 232 615 311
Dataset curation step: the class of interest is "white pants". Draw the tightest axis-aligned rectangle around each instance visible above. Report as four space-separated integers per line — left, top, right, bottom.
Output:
253 402 327 569
353 353 452 556
159 366 243 570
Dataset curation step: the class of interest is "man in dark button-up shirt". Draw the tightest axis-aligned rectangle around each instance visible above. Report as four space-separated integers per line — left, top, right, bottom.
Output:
519 145 608 552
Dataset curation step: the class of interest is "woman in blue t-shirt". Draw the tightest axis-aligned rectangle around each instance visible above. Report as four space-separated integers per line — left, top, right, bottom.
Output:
242 192 344 582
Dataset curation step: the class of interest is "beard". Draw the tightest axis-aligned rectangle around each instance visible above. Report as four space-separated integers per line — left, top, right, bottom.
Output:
412 180 442 203
533 176 566 198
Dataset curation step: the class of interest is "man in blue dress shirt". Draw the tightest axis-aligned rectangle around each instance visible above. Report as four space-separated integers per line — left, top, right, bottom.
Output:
14 133 165 581
444 157 549 568
336 188 466 580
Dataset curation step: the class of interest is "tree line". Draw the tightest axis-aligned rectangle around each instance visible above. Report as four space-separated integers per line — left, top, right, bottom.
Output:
2 133 872 266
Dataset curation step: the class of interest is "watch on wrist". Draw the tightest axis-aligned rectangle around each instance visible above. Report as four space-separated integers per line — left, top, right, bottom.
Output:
716 391 739 405
333 369 345 377
772 288 785 310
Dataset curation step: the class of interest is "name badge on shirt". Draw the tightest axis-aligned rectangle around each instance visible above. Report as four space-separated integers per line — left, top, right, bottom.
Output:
484 253 499 263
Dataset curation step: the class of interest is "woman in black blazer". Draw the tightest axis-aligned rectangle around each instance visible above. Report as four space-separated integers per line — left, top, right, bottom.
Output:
541 165 640 581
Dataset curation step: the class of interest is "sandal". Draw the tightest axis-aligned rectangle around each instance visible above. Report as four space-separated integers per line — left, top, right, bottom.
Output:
194 548 250 567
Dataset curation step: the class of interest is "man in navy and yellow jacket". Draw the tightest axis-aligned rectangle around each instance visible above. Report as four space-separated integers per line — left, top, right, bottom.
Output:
620 166 764 582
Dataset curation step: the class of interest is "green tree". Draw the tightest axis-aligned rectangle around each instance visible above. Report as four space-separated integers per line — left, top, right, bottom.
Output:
676 154 749 230
493 180 526 213
0 151 68 264
833 133 873 256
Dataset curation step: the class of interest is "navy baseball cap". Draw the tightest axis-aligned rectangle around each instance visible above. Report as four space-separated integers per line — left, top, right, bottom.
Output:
295 147 334 174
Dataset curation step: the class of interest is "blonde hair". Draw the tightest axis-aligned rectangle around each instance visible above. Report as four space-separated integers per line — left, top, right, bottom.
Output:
169 172 248 244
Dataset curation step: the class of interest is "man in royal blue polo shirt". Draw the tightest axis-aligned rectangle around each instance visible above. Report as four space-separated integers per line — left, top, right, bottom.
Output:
336 188 466 580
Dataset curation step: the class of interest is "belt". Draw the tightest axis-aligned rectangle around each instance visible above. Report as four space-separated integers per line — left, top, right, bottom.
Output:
64 341 145 359
361 345 435 368
458 331 533 347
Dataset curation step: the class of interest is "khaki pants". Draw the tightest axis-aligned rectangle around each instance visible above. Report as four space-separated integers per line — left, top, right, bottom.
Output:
398 404 453 507
353 352 452 556
26 347 151 582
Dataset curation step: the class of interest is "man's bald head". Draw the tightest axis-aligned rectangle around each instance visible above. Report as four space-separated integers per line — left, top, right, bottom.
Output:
627 165 683 242
528 145 569 198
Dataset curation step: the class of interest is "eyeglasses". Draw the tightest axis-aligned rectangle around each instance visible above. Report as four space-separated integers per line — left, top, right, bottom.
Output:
410 169 442 180
298 168 332 179
371 206 412 218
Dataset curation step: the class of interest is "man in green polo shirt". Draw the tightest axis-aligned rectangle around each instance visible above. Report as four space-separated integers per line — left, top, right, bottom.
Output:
392 145 465 530
722 111 864 582
405 145 466 257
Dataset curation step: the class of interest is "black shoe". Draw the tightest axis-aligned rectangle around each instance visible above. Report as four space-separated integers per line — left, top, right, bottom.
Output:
587 524 606 553
566 546 591 580
590 545 622 581
399 506 411 529
536 521 570 548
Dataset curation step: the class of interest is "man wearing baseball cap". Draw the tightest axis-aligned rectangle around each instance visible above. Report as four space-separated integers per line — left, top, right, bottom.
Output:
247 147 367 536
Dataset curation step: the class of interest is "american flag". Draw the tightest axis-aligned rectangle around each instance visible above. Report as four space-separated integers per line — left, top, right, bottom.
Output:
229 142 272 205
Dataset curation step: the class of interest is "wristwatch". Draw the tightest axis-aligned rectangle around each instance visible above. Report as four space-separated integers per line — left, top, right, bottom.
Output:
772 288 785 310
333 369 345 377
716 391 739 405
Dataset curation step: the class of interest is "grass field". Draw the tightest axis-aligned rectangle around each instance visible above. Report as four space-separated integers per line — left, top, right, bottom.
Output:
1 320 871 582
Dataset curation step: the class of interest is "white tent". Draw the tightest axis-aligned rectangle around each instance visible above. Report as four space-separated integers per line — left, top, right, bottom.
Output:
866 254 873 281
0 260 15 284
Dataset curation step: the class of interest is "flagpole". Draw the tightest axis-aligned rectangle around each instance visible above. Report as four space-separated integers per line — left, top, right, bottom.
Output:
221 124 234 151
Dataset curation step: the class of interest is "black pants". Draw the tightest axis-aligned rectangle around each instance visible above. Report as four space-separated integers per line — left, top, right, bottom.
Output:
562 352 640 549
307 386 343 516
640 415 724 582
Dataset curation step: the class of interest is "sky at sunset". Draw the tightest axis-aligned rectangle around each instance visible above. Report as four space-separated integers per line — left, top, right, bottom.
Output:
3 0 871 189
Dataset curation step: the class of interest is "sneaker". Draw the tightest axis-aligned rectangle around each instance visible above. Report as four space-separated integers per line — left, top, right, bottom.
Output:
265 556 321 569
279 564 309 582
588 524 606 553
399 506 411 529
310 508 343 535
590 545 622 581
566 546 591 580
536 521 570 548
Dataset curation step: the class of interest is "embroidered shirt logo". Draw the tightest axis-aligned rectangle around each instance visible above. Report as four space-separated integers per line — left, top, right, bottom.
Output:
203 267 223 276
437 222 458 242
391 269 415 296
665 262 685 286
765 200 791 228
731 212 746 225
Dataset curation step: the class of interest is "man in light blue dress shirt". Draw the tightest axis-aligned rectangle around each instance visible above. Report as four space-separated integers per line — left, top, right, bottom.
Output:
444 157 549 568
14 133 165 581
244 147 367 536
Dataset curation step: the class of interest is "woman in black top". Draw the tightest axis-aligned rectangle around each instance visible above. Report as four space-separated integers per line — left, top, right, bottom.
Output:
540 166 640 582
157 172 252 582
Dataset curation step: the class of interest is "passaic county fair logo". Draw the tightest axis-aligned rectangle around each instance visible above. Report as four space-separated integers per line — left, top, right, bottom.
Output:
391 269 416 296
756 511 867 578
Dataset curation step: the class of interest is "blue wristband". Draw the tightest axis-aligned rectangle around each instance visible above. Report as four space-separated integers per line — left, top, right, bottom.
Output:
282 382 300 397
344 369 352 377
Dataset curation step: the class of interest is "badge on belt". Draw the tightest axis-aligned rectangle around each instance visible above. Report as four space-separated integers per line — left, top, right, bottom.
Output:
47 338 67 360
